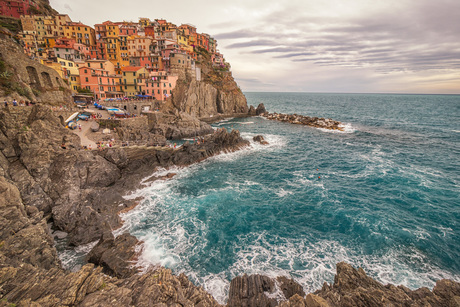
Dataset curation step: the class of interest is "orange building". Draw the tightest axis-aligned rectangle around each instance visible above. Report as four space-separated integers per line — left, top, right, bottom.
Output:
64 22 96 46
79 66 123 99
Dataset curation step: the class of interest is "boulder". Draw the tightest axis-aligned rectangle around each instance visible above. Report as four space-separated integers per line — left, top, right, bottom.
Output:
255 103 267 115
253 135 269 145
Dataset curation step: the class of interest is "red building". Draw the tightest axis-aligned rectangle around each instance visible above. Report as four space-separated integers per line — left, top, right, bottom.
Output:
0 0 38 19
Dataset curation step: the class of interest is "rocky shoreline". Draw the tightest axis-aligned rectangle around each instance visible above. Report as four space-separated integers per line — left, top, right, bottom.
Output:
1 105 459 306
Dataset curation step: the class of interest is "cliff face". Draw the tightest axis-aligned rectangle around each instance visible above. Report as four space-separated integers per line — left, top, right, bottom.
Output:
170 50 248 119
0 36 72 105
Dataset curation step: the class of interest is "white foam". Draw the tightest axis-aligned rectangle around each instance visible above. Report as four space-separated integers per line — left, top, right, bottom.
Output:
275 188 294 197
214 117 235 126
74 240 99 254
318 123 356 134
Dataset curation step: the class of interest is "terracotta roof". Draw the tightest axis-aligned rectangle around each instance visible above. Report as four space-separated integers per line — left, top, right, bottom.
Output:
121 66 144 72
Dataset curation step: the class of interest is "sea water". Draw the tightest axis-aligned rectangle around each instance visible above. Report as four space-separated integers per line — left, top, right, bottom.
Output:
119 93 460 303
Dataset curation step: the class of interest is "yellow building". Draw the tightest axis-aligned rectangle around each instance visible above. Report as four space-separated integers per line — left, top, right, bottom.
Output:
121 66 148 97
42 60 66 79
55 58 83 92
95 21 128 71
64 22 96 47
85 59 116 75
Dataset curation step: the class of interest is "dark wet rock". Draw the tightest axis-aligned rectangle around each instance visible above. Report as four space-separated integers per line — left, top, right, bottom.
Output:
255 103 267 115
253 135 269 145
248 105 257 116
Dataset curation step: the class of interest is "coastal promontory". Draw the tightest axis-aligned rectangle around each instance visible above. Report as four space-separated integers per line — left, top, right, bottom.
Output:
0 2 459 306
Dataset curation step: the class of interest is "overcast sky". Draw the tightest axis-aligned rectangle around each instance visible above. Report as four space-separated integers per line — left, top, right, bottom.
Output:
50 0 460 94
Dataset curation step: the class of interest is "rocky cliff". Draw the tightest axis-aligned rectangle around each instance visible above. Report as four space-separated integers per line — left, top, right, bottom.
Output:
169 49 248 120
0 104 248 305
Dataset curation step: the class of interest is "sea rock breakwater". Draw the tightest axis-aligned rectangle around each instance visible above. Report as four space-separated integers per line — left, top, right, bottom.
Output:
262 111 344 131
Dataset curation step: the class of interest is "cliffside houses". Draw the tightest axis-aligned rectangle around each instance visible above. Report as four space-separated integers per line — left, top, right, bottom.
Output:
15 14 228 101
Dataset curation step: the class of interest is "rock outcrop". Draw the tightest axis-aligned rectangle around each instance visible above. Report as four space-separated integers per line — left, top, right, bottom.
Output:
148 111 215 139
253 135 269 145
262 112 344 131
226 263 460 307
0 105 246 306
169 49 248 120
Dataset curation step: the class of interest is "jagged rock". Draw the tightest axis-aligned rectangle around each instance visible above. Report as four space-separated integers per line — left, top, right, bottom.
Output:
86 232 140 278
116 125 166 146
248 105 257 116
253 135 269 145
277 276 306 300
313 262 460 306
228 274 278 307
148 111 214 140
169 51 248 119
255 103 267 115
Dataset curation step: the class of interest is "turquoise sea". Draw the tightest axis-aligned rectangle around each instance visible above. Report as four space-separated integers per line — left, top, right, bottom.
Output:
119 93 460 303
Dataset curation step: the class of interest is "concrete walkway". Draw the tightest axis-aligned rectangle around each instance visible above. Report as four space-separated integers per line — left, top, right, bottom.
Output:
70 105 111 149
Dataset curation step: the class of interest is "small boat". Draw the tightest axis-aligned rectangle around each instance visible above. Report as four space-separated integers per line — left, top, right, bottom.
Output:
65 112 79 124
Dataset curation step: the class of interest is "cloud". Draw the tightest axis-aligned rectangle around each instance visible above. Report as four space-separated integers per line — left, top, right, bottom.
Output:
63 4 73 12
226 40 278 49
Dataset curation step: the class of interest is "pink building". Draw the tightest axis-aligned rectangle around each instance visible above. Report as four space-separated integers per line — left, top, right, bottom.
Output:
144 71 178 101
79 66 123 99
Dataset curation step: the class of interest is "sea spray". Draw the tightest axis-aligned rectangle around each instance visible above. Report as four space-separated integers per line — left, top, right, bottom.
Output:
119 93 460 304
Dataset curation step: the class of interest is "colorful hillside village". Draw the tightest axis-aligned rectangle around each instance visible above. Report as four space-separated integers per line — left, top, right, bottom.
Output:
14 11 228 101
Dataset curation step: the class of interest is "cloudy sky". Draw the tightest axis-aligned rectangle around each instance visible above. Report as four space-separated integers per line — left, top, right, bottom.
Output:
49 0 460 94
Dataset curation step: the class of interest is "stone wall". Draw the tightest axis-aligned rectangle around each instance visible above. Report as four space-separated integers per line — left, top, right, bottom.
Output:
0 35 72 105
100 100 159 116
98 116 148 130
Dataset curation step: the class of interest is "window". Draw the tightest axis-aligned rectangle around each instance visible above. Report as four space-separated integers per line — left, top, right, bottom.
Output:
125 85 127 89
85 77 88 82
84 69 87 73
169 83 171 87
88 63 91 67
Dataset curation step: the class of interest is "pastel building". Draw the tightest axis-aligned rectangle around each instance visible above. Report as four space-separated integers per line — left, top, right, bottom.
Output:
64 22 96 46
79 65 123 99
144 71 178 101
121 66 149 97
56 58 82 92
